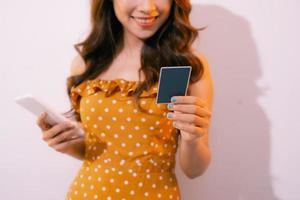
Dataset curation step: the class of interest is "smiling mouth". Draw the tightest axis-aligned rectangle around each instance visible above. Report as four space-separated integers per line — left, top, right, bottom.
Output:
130 16 159 26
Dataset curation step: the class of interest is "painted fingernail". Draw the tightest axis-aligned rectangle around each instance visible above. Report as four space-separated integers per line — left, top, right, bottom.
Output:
167 103 173 110
171 97 176 103
167 112 173 119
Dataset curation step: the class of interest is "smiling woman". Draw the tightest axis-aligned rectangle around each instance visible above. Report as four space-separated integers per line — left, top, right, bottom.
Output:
113 0 171 39
36 0 213 199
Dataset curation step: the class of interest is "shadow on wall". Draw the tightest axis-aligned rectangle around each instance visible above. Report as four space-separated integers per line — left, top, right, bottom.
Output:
175 4 281 200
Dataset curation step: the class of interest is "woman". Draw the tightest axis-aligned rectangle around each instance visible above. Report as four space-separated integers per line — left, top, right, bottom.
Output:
37 0 213 199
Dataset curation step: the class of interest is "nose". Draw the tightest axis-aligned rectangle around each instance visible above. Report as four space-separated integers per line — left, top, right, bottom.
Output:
139 0 158 15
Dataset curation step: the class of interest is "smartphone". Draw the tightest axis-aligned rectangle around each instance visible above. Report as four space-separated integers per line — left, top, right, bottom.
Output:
14 94 72 126
156 66 192 104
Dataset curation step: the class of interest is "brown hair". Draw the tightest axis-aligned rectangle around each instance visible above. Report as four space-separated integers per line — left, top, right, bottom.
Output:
65 0 205 121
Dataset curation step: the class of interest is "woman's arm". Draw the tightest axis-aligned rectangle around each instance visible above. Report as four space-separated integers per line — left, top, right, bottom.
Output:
63 54 87 160
177 53 214 178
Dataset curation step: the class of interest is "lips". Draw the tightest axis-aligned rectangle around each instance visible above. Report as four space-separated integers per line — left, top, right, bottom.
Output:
131 16 159 28
132 16 159 20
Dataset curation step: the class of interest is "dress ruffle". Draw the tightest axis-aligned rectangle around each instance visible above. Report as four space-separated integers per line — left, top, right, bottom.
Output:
70 79 158 112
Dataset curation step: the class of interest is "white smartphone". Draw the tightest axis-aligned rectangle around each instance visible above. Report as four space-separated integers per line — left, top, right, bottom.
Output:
14 94 72 126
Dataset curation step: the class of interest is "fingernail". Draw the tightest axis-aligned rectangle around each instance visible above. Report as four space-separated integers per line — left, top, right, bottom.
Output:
167 112 173 119
171 97 176 103
167 103 173 110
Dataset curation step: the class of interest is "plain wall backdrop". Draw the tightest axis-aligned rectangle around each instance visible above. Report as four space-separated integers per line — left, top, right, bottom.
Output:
0 0 299 199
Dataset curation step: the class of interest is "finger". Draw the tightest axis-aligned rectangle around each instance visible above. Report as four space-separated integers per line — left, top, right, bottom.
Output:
171 96 208 107
36 112 51 131
47 128 75 146
62 112 68 117
168 104 212 118
167 112 210 127
43 122 73 141
52 137 82 153
61 112 73 120
172 121 205 137
173 110 183 114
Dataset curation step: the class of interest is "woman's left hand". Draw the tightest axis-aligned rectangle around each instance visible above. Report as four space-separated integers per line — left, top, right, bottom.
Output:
166 96 212 143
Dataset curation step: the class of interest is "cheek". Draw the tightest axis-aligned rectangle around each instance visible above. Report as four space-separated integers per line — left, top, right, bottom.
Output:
157 2 172 23
158 0 172 13
113 1 133 23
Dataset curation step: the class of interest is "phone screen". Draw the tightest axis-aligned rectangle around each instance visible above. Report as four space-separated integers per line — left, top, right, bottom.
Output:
156 66 192 104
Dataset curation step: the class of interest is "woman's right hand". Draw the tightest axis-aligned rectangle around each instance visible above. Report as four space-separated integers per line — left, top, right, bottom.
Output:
36 112 85 154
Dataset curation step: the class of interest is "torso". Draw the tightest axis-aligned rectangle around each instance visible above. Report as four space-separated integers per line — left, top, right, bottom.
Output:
67 53 182 199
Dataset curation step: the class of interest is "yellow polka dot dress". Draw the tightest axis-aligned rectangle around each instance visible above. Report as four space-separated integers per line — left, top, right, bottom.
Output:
66 79 181 200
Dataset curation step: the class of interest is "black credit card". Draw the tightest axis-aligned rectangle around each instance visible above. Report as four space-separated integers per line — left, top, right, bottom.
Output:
156 66 192 104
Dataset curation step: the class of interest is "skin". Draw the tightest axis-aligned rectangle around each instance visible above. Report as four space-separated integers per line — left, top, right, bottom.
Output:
113 0 172 41
36 113 85 160
36 0 213 179
169 54 214 178
100 0 173 80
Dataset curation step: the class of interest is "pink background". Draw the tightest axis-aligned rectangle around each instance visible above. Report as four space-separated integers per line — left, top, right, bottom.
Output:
0 0 299 199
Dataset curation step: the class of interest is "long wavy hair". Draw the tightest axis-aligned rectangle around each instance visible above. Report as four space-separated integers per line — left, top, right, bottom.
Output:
65 0 205 122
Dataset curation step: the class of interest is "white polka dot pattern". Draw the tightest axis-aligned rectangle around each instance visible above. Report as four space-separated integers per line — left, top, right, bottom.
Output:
67 79 181 199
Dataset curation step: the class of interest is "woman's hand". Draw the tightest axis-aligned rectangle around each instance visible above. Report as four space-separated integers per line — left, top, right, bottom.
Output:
166 96 212 143
36 112 85 154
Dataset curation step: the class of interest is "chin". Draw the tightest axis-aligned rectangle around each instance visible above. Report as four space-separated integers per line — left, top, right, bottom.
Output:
132 30 158 41
137 34 155 40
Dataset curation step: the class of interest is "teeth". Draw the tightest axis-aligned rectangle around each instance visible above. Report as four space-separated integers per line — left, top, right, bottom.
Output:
134 17 156 24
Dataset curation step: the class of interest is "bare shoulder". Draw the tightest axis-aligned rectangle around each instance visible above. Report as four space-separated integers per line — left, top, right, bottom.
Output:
70 54 87 76
191 48 211 79
189 49 214 110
